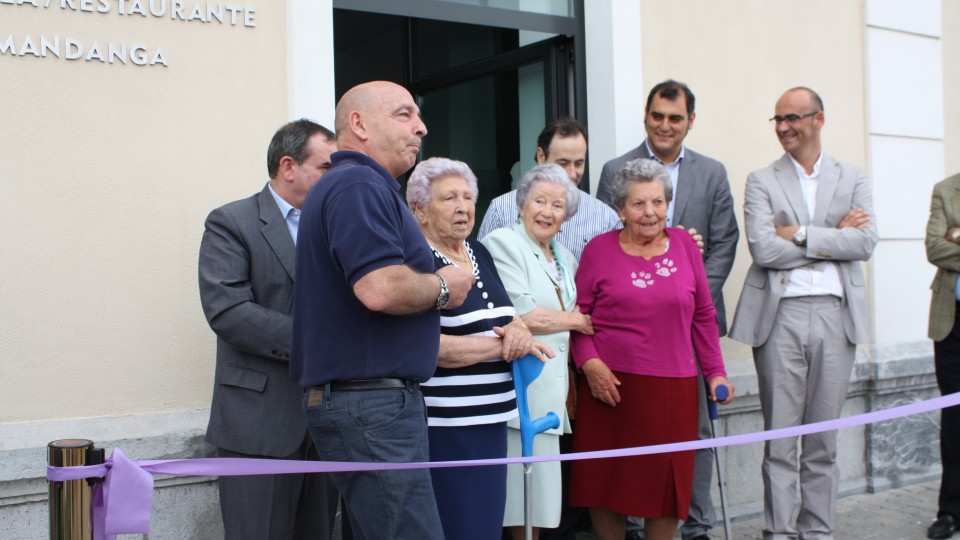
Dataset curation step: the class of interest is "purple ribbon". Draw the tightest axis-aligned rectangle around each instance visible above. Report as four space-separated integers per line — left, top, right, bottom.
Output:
47 391 960 536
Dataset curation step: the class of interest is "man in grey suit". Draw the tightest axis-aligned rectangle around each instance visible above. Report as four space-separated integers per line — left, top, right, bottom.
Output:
199 119 341 539
729 87 878 539
597 79 738 540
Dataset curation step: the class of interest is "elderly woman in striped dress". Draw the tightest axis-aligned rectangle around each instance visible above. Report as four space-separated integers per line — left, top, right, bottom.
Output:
406 157 553 540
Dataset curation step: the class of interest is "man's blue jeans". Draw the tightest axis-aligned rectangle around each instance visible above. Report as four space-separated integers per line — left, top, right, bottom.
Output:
303 385 443 540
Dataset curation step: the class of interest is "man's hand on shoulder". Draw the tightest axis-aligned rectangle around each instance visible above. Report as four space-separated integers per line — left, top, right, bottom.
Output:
677 225 705 254
436 265 475 309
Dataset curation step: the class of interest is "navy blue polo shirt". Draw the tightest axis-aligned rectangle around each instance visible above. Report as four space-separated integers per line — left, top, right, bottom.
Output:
290 151 439 387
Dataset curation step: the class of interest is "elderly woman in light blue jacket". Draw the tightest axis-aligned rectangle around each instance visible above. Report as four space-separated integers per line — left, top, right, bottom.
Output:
482 163 595 540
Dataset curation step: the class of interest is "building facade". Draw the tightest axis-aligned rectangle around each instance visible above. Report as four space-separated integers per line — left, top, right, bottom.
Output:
2 0 958 536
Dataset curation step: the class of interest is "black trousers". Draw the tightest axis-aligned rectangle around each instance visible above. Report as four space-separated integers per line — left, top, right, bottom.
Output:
935 301 960 519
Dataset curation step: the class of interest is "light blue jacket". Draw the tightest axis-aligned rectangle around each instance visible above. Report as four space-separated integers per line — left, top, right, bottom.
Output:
482 222 578 435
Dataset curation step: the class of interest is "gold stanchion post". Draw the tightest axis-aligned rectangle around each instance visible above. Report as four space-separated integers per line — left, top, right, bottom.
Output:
47 439 103 540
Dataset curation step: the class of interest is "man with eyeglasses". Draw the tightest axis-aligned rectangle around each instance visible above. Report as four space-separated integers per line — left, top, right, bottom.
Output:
596 79 739 540
729 87 878 539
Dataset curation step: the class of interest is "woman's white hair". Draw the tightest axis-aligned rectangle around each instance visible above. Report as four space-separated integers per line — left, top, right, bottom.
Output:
514 163 580 222
406 157 479 208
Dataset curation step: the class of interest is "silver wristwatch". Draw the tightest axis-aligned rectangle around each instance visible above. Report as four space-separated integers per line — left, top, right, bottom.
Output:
793 226 807 247
435 273 450 310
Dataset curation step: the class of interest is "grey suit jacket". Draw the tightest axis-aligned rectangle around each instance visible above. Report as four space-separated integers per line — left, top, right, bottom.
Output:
926 173 960 341
728 153 878 347
199 184 307 457
597 142 739 335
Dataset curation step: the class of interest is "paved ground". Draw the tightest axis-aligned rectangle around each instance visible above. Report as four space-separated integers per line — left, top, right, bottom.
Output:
568 479 940 539
334 479 941 539
704 480 939 539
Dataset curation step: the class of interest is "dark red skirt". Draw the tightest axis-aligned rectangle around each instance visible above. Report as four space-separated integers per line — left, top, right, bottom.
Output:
569 372 698 519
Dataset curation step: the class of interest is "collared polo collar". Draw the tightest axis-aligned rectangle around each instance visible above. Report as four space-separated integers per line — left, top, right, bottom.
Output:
330 150 402 191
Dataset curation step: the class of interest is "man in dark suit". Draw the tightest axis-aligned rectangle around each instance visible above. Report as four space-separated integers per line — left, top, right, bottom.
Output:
729 87 877 539
925 172 960 540
198 119 340 539
597 80 738 540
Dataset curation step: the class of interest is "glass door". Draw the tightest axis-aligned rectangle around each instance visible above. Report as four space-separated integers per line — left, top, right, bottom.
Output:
333 9 577 226
411 37 574 230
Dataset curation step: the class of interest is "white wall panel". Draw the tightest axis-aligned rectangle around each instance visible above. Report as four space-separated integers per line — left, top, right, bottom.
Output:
288 0 336 127
869 135 944 239
867 0 941 37
871 240 934 344
867 28 943 139
584 0 645 192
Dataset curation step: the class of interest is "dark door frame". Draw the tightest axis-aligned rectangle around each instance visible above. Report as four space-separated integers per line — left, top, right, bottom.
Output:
332 0 586 123
333 0 578 35
331 0 589 188
408 36 573 125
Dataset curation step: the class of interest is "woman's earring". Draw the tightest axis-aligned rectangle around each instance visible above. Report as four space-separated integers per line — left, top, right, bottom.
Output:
620 215 626 224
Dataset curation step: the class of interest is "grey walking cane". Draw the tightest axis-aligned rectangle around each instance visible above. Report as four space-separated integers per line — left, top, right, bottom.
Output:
513 354 560 540
707 383 732 540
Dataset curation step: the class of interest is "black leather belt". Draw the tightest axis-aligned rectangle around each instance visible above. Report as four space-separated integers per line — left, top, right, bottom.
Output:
305 378 416 407
330 377 414 391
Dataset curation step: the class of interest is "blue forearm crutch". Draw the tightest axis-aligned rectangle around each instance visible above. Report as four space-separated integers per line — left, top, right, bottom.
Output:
512 354 560 540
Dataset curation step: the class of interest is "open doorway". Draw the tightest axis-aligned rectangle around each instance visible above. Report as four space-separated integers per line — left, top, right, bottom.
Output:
333 8 578 226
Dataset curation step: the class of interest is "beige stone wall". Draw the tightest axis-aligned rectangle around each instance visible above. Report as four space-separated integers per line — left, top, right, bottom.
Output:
945 0 960 176
0 1 289 422
638 0 869 363
3 0 952 423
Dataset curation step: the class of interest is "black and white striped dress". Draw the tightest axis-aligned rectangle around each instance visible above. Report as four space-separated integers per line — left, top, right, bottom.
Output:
422 238 518 427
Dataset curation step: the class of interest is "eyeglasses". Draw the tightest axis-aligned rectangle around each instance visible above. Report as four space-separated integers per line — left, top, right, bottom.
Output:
769 112 818 124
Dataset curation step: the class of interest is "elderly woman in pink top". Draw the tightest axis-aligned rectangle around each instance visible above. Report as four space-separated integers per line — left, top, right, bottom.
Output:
569 158 734 540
